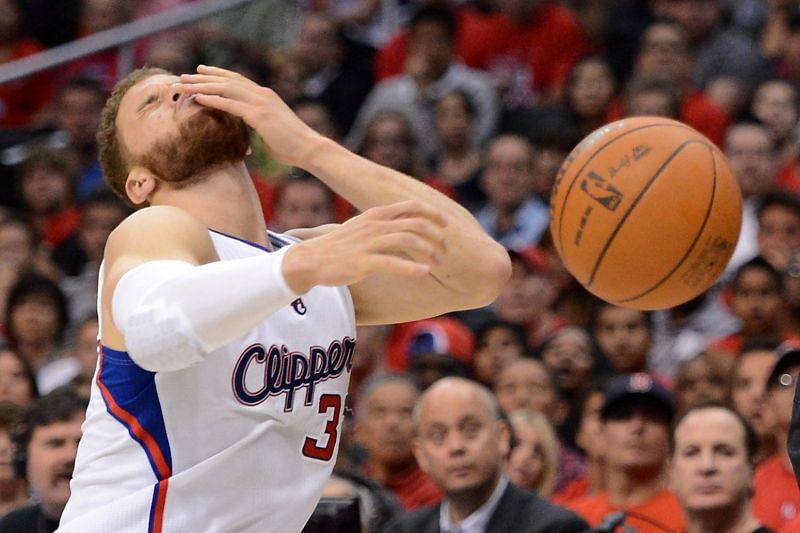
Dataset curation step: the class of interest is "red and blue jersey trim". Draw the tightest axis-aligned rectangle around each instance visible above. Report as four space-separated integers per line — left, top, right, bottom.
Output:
97 344 172 533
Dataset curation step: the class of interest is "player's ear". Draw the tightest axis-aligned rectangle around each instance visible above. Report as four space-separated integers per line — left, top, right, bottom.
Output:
125 167 158 206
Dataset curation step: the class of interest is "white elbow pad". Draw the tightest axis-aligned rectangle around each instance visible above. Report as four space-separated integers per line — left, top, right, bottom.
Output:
111 247 300 372
112 260 205 372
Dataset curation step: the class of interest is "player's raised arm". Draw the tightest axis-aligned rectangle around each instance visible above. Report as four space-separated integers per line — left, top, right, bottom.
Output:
177 66 511 324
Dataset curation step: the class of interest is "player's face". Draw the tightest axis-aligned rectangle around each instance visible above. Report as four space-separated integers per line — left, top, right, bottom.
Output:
603 400 670 472
731 351 776 438
494 359 556 417
670 408 752 513
26 414 83 519
414 386 509 496
540 328 594 392
116 74 249 187
506 422 546 491
356 381 417 468
593 306 651 373
117 74 194 157
730 269 783 335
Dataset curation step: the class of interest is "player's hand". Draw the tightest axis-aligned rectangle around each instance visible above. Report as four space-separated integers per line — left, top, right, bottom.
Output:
175 65 324 167
281 200 448 294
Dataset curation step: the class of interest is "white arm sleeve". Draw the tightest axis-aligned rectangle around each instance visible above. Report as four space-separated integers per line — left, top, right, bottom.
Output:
111 246 300 372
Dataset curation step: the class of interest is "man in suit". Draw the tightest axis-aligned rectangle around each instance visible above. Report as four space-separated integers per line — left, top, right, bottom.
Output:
385 377 589 532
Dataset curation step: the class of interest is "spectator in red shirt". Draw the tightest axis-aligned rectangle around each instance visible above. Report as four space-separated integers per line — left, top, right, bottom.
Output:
459 0 588 108
0 0 52 129
568 373 686 532
753 344 800 530
354 374 443 510
710 257 799 357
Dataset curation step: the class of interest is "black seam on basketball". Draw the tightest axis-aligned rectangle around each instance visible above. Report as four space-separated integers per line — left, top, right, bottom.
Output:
586 138 703 287
615 142 717 304
555 122 698 254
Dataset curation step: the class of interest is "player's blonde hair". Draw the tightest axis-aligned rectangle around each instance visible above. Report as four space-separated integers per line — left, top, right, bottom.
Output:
97 67 170 206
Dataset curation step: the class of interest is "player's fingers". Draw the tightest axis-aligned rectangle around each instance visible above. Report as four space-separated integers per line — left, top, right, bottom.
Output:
192 93 248 116
374 217 447 253
370 232 443 265
196 64 250 82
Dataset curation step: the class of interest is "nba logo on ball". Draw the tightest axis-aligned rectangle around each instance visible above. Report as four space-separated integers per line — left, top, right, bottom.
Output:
550 117 742 310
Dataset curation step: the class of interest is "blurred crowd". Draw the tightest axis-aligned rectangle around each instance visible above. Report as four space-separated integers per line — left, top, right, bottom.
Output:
2 0 800 531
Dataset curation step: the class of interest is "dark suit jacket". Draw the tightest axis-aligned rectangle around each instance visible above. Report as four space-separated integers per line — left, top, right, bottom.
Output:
789 378 800 486
384 483 590 533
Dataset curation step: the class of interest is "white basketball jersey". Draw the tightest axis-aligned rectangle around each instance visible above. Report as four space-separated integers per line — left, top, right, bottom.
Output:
59 230 356 533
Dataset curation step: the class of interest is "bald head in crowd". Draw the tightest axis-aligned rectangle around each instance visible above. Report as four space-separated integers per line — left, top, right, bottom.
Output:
387 377 589 532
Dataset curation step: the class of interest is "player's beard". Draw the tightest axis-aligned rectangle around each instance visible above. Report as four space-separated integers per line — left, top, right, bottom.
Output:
135 107 251 187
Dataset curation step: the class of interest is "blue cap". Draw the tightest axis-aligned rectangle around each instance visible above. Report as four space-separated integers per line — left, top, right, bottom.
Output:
601 373 673 420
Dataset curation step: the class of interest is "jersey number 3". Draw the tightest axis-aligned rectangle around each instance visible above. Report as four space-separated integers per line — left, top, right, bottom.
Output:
302 393 341 461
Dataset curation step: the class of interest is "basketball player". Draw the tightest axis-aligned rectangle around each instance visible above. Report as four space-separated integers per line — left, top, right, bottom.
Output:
56 66 510 533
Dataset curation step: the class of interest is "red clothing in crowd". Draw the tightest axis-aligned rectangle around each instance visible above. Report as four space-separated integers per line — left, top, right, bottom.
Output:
458 5 587 105
552 474 592 506
40 207 82 248
606 90 729 149
375 7 486 82
0 39 53 128
363 463 443 511
568 488 686 533
753 454 800 531
709 332 800 358
776 160 800 194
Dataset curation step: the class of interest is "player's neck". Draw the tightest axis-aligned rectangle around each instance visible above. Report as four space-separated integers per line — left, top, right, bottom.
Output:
152 161 270 248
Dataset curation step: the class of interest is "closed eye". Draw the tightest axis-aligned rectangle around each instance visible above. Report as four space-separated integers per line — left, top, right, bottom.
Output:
137 95 158 113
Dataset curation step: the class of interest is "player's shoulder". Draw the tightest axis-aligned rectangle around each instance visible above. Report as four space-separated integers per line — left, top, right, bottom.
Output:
105 205 214 262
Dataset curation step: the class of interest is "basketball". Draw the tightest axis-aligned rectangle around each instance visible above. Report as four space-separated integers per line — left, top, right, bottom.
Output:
549 117 742 310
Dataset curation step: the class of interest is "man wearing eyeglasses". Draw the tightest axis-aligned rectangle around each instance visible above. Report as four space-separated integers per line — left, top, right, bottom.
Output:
753 343 800 530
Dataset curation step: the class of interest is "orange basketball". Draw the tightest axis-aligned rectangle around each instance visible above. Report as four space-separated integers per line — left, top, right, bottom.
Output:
549 117 742 310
